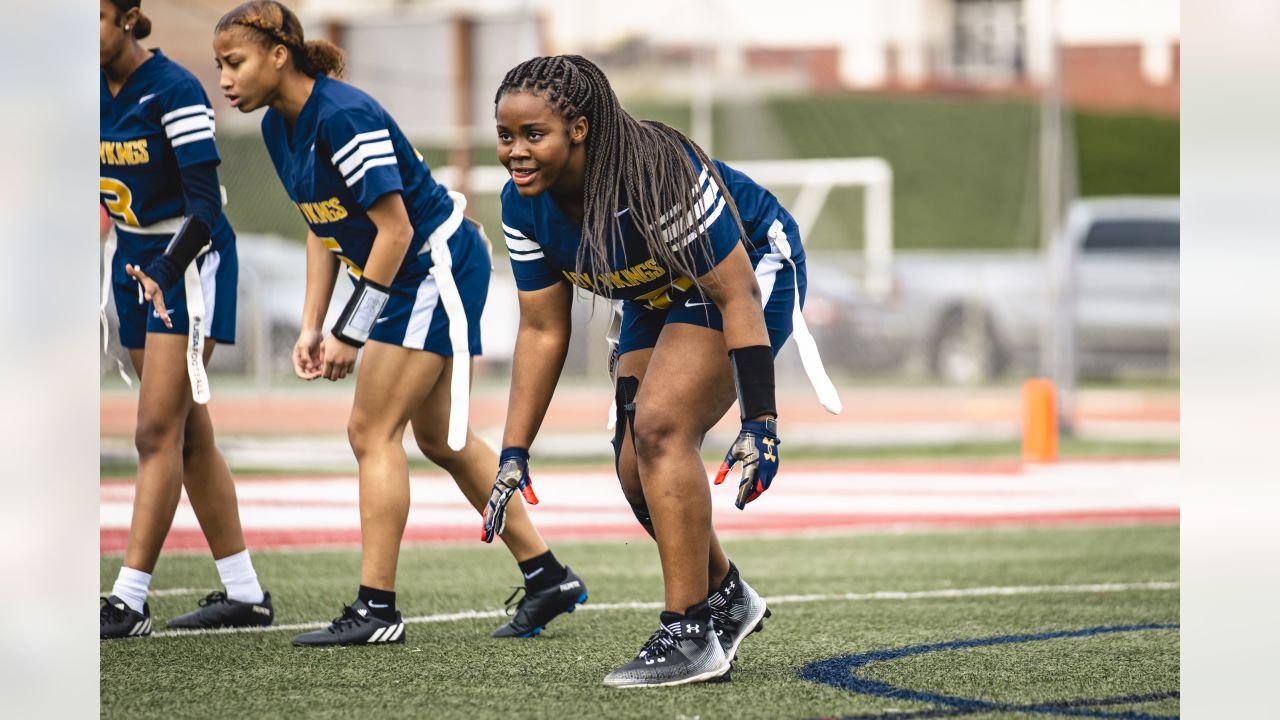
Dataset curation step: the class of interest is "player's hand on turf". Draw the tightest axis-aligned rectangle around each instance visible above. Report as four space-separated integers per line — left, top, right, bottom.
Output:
293 330 325 380
320 333 358 381
123 263 172 329
714 418 780 510
481 448 538 543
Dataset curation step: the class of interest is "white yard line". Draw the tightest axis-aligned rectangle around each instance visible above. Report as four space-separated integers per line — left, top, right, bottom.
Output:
146 580 1178 639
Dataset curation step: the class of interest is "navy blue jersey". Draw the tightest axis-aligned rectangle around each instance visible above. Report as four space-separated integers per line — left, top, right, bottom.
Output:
100 50 226 241
501 156 804 309
261 74 455 282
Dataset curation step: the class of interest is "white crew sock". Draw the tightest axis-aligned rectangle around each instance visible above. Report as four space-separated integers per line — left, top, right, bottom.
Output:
110 567 151 614
215 549 265 604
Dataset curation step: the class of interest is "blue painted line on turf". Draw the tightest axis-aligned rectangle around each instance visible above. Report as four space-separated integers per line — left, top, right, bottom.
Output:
798 624 1179 720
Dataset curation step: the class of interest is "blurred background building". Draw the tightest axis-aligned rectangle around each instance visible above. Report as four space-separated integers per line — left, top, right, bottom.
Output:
104 1 1179 446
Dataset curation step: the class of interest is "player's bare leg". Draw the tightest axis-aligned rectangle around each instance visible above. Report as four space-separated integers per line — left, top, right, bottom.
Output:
409 356 548 561
412 356 586 638
346 341 446 592
166 339 273 628
176 341 248 562
630 323 737 614
614 347 732 592
291 341 445 647
122 333 195 575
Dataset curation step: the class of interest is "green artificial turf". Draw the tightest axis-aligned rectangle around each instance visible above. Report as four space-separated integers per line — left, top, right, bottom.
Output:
101 524 1178 719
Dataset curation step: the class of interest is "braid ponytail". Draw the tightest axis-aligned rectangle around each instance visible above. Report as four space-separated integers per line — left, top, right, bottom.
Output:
496 55 748 294
217 1 346 79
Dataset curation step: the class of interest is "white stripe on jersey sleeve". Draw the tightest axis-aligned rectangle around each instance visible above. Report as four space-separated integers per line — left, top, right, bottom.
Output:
501 223 542 253
501 222 529 239
656 167 710 227
331 129 391 166
338 140 396 178
165 114 216 140
161 104 212 124
668 196 726 252
344 155 398 188
171 130 216 147
659 173 721 245
508 250 546 262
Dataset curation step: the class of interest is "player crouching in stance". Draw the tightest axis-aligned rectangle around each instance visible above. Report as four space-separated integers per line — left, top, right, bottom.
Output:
100 0 272 639
482 55 835 686
213 1 586 646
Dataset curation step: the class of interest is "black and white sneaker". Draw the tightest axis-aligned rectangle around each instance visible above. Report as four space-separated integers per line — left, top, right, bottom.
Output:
602 607 731 688
291 599 405 647
100 596 152 639
166 591 275 630
708 565 771 661
492 566 588 638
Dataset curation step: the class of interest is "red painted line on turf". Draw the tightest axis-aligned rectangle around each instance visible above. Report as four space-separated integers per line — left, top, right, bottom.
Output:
99 508 1179 554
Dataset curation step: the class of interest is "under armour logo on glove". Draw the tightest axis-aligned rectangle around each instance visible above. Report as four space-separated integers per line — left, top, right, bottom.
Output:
481 448 539 543
714 418 780 510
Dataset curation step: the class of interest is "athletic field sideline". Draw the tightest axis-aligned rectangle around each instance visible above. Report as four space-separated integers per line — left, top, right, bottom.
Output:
101 524 1178 719
100 460 1178 553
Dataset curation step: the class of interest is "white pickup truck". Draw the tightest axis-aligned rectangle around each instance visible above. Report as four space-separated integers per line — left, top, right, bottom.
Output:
801 197 1180 383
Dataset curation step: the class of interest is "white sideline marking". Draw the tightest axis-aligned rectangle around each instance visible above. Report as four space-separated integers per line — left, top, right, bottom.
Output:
148 581 1178 639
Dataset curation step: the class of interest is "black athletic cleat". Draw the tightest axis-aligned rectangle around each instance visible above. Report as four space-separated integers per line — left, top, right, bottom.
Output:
291 599 405 647
603 613 731 688
708 574 771 661
100 596 152 640
166 591 275 630
492 566 588 638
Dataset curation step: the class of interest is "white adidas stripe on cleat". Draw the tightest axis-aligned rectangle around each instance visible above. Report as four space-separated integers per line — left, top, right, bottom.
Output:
367 623 404 643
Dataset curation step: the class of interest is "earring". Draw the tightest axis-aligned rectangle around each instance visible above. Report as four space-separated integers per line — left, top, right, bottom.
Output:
125 25 132 30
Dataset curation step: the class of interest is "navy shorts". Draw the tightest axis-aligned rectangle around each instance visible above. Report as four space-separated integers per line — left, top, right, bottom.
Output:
364 219 489 356
617 219 806 359
111 222 238 350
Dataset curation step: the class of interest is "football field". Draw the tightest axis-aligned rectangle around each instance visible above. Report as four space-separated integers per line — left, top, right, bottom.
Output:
100 462 1178 720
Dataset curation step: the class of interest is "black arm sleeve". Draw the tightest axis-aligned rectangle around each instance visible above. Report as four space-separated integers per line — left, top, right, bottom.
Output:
728 345 777 420
140 162 221 294
142 217 211 295
178 160 222 230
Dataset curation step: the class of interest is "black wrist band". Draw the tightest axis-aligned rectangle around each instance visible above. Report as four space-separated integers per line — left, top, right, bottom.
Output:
728 345 777 420
332 277 392 347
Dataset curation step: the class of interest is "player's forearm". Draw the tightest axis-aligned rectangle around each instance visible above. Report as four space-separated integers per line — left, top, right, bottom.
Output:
717 293 770 351
501 323 571 449
358 225 412 287
302 232 339 332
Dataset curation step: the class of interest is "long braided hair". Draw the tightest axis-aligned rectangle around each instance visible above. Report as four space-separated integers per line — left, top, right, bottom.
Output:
495 55 747 293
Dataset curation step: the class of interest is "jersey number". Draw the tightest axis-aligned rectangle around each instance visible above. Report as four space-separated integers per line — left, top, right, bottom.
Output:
100 177 138 226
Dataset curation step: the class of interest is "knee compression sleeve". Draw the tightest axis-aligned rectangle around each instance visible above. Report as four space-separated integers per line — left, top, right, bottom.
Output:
611 376 640 471
610 376 654 538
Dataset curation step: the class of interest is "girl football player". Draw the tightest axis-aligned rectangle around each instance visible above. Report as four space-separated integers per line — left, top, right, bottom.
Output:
100 0 272 639
483 55 839 687
212 1 586 646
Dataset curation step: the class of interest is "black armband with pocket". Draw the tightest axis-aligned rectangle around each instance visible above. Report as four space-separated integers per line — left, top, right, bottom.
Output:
331 277 392 347
143 216 211 294
728 345 777 420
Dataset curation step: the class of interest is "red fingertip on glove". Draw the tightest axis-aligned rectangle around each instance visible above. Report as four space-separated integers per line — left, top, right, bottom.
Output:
521 484 539 505
714 462 731 485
